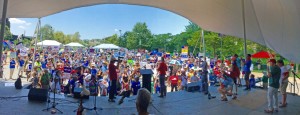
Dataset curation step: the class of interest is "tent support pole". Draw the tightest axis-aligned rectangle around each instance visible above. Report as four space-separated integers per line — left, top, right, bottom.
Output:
0 0 8 76
242 0 247 58
202 29 205 58
32 18 41 73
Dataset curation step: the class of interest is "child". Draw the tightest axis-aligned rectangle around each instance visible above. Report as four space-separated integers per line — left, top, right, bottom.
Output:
118 75 131 105
154 79 160 94
31 72 39 88
249 74 256 88
131 76 141 95
89 75 98 96
99 76 109 96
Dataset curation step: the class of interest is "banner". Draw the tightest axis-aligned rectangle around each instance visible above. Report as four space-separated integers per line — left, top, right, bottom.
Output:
181 46 188 53
180 53 188 61
20 48 28 56
10 52 16 58
5 40 15 49
77 48 83 53
52 46 60 52
90 48 95 53
16 43 23 50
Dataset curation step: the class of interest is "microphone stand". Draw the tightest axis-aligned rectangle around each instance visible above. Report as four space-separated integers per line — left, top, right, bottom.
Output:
291 71 299 96
42 80 63 114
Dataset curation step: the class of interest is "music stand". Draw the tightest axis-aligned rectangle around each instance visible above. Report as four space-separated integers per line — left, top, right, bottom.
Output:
85 95 103 115
42 80 63 114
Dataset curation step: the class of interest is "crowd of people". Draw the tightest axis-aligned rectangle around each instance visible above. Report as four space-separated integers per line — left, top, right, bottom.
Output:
0 47 293 114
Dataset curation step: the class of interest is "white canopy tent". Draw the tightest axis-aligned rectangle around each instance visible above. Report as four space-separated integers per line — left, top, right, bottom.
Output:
0 0 300 62
36 40 62 46
93 44 120 49
64 42 84 47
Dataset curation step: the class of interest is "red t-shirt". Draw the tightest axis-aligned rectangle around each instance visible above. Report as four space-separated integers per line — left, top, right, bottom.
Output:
169 75 179 85
109 63 117 80
158 62 167 75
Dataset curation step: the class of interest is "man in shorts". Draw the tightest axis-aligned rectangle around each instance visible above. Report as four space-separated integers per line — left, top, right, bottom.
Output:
243 54 252 91
277 60 289 108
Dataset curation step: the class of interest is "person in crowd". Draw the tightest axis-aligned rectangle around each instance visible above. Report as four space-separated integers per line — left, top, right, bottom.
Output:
229 57 240 99
89 75 98 96
108 57 120 102
234 54 242 87
169 72 179 92
264 59 281 113
35 59 42 74
31 72 40 88
218 70 234 101
157 57 167 98
26 61 33 81
181 70 188 91
249 74 256 88
18 57 25 76
201 57 209 94
99 76 109 96
131 76 141 95
91 63 98 76
136 88 151 115
9 58 16 79
277 60 289 108
118 74 131 105
40 69 50 89
190 72 199 83
243 54 252 91
154 79 160 94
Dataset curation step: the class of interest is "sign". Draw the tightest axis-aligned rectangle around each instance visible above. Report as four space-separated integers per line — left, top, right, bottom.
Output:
181 46 188 53
10 52 16 58
20 48 27 56
53 46 60 52
90 49 95 53
64 46 70 52
180 53 188 61
16 43 23 49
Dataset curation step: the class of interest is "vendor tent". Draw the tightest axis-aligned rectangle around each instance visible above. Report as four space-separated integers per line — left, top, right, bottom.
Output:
1 0 300 62
64 42 84 47
36 40 61 46
93 44 120 49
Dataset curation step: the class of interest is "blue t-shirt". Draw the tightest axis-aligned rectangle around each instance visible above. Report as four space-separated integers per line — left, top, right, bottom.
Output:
101 66 107 73
188 64 194 69
10 60 16 68
91 68 97 76
19 60 25 67
84 61 89 67
243 60 252 72
41 61 47 69
131 81 141 95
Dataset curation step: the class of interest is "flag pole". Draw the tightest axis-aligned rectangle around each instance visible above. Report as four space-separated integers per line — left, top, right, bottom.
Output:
242 0 247 59
31 18 41 73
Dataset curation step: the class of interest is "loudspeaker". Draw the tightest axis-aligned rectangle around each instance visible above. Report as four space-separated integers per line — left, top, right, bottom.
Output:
140 69 153 93
28 88 48 102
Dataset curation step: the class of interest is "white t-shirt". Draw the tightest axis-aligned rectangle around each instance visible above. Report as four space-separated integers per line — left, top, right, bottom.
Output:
84 74 92 87
280 66 289 83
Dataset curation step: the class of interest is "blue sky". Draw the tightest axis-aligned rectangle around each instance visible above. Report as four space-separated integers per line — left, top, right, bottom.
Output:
9 4 190 40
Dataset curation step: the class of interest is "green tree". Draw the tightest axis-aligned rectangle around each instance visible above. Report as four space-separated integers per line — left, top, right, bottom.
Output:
0 25 12 41
40 24 54 40
126 22 152 50
53 31 65 44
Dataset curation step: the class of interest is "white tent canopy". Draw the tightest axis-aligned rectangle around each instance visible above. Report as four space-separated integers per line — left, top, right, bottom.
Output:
1 0 300 62
36 40 61 46
93 44 120 49
64 42 84 47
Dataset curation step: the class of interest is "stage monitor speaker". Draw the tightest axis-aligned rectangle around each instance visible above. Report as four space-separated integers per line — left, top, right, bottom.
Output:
140 69 153 93
28 88 48 102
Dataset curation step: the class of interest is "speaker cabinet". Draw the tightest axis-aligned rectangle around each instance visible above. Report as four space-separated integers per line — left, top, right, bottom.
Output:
28 88 48 102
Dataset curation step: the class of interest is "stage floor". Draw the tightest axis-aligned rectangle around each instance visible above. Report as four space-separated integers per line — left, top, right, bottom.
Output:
0 82 300 115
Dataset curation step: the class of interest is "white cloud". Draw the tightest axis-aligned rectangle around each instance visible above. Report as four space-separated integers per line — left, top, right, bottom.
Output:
9 18 31 26
18 26 25 29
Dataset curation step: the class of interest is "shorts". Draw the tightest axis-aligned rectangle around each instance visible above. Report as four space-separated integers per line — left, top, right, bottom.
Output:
244 71 251 81
280 82 288 94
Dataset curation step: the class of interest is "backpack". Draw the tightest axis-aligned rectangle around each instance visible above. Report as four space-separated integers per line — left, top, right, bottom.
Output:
15 77 22 89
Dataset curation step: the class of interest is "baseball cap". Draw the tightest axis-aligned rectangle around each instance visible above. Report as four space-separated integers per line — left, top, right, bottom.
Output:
268 59 276 63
